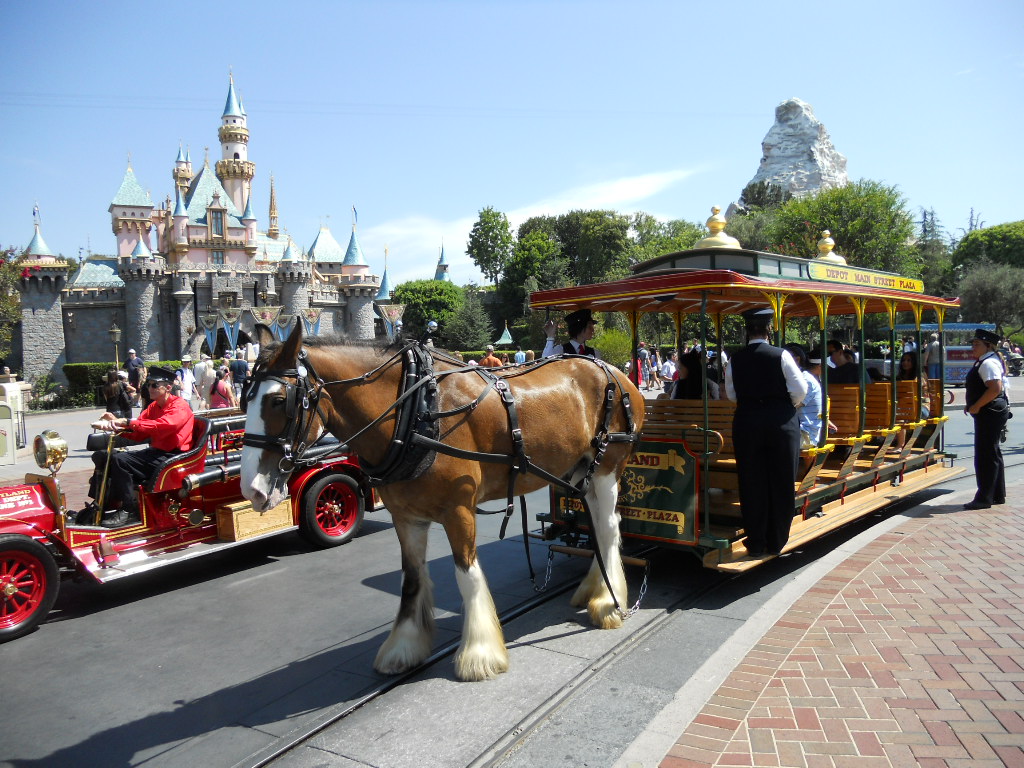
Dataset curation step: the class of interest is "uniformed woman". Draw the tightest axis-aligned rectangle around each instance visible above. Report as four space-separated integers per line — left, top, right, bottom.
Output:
963 328 1010 510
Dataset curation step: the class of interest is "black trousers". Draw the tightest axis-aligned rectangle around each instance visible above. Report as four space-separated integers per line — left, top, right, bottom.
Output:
91 447 176 510
733 405 801 554
972 406 1008 504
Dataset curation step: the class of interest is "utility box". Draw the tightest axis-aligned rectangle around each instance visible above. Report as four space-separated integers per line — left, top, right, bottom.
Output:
0 378 28 449
0 403 16 465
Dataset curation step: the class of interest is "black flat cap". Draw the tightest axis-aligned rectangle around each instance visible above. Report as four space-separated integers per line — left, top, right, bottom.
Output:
147 366 176 383
741 307 774 321
974 328 1000 345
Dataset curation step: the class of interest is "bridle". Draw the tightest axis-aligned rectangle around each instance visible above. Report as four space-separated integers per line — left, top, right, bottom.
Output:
240 350 328 471
240 342 421 472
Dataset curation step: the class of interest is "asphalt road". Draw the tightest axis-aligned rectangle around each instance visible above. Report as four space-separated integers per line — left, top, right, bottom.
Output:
0 406 1017 768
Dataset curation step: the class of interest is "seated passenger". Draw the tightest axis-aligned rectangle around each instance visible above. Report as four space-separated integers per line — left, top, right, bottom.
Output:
673 349 719 400
83 367 196 527
827 341 860 384
784 344 822 448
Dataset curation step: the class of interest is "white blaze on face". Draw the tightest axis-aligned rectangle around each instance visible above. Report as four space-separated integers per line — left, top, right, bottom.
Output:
240 378 287 512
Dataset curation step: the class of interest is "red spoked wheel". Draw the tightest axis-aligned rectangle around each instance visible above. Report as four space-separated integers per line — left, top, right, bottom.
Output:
299 473 365 548
0 535 60 642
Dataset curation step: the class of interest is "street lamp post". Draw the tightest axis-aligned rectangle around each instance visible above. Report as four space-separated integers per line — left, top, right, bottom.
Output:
109 322 122 371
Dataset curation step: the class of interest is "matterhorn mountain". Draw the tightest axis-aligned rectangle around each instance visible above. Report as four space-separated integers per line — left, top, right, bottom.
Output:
744 98 848 200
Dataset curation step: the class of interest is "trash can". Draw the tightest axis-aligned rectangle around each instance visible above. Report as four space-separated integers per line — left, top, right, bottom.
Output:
0 380 27 449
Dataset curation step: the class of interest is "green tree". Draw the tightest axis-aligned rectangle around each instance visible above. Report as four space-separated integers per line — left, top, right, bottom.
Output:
591 326 632 370
952 220 1024 271
466 207 513 283
767 180 918 274
629 213 705 264
495 230 564 323
445 287 493 350
392 280 465 341
0 246 21 362
738 181 792 210
575 210 631 284
915 208 955 296
957 260 1024 337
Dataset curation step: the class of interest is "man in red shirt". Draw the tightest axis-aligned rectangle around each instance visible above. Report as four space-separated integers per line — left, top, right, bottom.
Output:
88 366 195 527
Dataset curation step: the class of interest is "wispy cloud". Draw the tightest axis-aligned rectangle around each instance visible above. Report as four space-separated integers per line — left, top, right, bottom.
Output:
358 167 699 285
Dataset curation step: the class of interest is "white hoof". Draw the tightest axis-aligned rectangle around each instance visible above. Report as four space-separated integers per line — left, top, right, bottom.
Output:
373 622 432 675
454 642 509 681
588 594 624 630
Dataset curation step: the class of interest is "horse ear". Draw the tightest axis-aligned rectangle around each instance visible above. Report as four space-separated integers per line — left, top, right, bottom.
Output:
254 324 275 347
277 317 304 365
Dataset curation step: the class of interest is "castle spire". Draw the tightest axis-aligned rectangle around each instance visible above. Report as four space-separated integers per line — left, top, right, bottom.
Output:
268 174 280 238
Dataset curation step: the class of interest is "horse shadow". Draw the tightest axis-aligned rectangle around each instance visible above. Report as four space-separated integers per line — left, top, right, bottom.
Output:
7 632 395 768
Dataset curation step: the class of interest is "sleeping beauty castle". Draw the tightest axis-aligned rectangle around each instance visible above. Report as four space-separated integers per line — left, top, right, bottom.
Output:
15 76 406 385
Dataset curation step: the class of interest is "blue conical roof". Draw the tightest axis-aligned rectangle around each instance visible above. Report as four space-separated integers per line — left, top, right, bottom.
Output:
110 166 152 208
223 77 243 118
176 144 187 163
173 189 187 217
25 223 54 257
433 246 451 282
343 228 367 266
241 194 256 221
308 226 346 262
375 267 393 300
131 238 152 258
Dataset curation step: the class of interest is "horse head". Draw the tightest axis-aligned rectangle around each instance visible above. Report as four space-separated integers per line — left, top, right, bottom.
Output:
240 322 326 511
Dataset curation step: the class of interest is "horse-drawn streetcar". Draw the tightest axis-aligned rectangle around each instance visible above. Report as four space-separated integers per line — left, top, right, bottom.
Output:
530 223 964 571
0 410 377 642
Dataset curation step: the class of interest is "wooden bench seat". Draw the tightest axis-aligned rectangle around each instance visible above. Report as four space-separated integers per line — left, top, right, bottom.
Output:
642 398 833 495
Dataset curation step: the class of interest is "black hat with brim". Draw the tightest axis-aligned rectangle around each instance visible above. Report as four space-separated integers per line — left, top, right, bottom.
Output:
565 308 597 327
147 366 176 384
974 328 1000 345
741 307 774 321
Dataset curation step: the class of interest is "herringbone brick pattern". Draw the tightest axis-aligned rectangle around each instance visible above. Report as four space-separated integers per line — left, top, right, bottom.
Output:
662 503 1024 768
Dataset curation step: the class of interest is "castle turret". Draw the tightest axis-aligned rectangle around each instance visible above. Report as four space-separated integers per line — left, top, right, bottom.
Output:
119 232 167 363
277 240 313 315
17 216 74 383
172 143 193 199
215 74 254 212
109 163 155 258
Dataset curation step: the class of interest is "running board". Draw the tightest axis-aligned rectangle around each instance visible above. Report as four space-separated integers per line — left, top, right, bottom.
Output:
704 463 964 573
83 526 300 583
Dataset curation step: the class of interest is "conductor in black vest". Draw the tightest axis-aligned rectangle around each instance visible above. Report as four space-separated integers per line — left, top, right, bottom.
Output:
542 309 599 358
725 308 808 557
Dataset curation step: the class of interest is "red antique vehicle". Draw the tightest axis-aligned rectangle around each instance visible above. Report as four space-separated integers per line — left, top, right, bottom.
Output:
0 409 378 642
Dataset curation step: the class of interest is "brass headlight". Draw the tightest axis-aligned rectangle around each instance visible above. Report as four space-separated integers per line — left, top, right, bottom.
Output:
33 430 68 475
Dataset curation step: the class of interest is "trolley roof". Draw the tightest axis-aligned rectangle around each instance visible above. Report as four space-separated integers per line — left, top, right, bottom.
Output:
529 247 959 319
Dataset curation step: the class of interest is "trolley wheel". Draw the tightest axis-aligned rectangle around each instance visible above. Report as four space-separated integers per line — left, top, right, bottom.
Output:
299 473 364 548
0 535 60 642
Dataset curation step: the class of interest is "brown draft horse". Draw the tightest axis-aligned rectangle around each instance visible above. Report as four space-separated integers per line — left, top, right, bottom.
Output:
239 323 644 681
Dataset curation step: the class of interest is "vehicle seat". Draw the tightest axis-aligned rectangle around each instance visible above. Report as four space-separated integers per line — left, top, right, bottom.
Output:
146 418 214 493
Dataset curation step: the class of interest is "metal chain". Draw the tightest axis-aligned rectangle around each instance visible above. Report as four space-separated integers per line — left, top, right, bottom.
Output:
532 547 556 593
616 562 650 620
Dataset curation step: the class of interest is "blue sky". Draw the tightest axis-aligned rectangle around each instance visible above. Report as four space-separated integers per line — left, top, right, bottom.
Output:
1 0 1021 286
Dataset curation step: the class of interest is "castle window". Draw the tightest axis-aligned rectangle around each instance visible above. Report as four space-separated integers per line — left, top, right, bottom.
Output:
211 250 225 265
211 210 224 236
233 152 239 160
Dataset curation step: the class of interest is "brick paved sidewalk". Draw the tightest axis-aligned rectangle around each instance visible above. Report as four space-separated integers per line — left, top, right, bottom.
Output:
662 499 1024 768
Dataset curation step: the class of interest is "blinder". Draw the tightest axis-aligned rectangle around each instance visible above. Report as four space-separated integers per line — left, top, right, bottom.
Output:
241 354 320 466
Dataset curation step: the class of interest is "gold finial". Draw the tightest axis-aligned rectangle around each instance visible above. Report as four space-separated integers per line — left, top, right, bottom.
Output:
816 229 847 264
203 146 210 166
693 206 741 250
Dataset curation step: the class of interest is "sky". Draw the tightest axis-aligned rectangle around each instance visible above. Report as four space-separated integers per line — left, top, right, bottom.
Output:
1 0 1021 287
